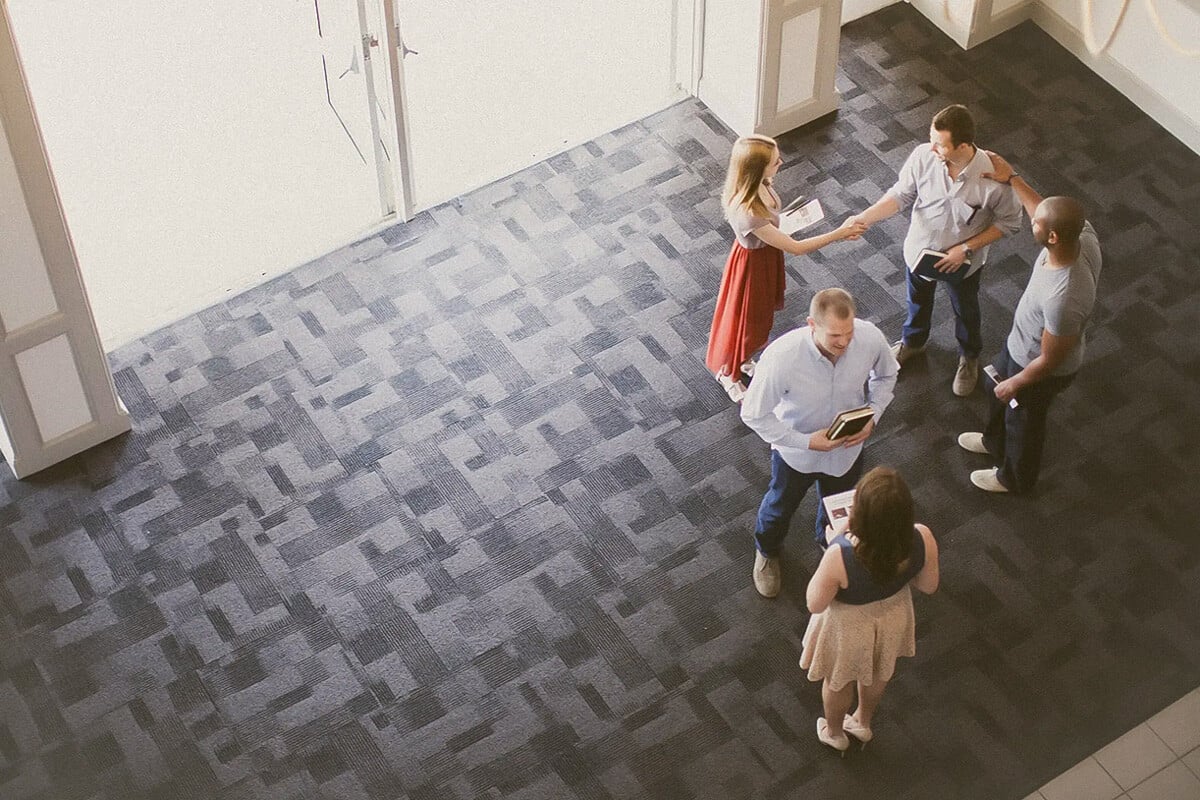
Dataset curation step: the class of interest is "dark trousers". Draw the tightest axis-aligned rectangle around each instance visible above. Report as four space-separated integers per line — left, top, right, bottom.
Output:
903 265 983 358
982 346 1075 493
754 450 864 553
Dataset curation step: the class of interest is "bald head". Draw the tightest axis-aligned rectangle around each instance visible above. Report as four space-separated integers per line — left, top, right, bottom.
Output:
1036 196 1086 247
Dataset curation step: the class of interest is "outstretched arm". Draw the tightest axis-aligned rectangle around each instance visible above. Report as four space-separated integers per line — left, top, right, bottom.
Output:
752 215 867 256
850 194 901 228
983 150 1043 220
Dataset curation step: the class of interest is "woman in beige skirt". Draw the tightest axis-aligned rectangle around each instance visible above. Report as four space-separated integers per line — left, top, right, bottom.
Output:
800 466 940 752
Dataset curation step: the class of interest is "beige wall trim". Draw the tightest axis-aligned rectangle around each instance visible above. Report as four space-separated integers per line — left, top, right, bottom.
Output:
1031 3 1200 157
907 0 979 48
970 2 1035 47
756 0 842 136
0 2 130 478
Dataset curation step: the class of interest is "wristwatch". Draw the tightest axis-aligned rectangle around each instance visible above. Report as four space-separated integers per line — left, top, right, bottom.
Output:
962 245 974 261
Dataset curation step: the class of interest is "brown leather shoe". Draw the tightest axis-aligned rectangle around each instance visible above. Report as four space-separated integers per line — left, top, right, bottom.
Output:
890 340 927 367
753 551 781 598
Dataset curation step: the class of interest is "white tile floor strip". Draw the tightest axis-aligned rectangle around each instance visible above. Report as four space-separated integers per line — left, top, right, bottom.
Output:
1026 687 1200 800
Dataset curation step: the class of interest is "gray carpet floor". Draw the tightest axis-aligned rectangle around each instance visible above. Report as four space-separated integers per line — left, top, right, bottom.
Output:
2 5 1199 799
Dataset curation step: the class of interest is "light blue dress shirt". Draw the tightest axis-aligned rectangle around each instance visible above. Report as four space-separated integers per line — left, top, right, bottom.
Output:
740 319 898 476
886 145 1023 278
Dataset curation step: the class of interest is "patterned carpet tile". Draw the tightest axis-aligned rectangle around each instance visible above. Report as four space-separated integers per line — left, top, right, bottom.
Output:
3 5 1200 799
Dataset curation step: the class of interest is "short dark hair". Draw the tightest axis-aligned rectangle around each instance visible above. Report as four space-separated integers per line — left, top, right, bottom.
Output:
849 466 915 584
809 288 855 325
932 104 975 147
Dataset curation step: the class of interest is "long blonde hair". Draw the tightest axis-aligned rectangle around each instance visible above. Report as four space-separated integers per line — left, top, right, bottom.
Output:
722 135 778 221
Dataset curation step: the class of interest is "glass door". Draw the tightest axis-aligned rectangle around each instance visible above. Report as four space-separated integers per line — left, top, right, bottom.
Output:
6 0 413 344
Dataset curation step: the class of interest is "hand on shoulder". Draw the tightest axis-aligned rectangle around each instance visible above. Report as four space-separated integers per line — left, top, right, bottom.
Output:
981 150 1014 184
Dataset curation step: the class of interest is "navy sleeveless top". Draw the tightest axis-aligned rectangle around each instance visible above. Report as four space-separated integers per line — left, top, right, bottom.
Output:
832 527 926 605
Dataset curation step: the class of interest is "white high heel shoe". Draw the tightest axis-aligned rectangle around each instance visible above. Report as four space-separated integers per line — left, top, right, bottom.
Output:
715 371 746 402
817 717 849 755
843 714 873 749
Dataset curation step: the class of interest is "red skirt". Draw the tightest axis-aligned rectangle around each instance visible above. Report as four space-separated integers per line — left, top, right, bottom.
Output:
705 243 785 381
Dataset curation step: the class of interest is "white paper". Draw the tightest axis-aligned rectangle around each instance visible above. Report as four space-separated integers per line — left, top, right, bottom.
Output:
983 364 1019 408
822 488 855 544
778 198 824 236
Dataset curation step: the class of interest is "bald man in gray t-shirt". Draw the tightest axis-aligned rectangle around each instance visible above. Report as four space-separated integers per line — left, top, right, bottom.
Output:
1007 221 1101 376
958 153 1102 494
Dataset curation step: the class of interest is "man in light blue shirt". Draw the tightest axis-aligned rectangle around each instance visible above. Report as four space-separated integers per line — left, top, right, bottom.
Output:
740 289 898 598
852 105 1022 397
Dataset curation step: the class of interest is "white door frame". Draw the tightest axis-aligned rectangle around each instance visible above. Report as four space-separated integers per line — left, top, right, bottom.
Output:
381 0 416 220
0 2 130 478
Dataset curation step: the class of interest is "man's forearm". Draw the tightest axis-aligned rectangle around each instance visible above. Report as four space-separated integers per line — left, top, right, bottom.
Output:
1009 176 1043 220
962 224 1005 252
740 411 811 451
856 195 901 226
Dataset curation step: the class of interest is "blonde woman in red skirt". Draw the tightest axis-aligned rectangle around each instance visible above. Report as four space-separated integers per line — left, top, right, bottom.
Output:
707 135 866 400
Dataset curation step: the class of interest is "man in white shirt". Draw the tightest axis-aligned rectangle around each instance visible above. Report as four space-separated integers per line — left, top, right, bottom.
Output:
740 289 898 598
851 104 1022 397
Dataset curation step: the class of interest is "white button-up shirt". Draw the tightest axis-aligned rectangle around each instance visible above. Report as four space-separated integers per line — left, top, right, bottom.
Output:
887 145 1023 278
740 320 898 476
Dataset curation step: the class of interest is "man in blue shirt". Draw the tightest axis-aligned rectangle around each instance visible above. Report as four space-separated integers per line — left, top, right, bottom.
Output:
851 105 1022 397
740 289 898 598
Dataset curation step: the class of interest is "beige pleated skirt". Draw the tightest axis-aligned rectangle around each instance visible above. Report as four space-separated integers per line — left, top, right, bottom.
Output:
799 585 916 691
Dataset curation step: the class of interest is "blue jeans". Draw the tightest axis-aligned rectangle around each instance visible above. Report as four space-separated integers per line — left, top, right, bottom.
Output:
982 346 1075 493
902 265 983 358
754 450 865 553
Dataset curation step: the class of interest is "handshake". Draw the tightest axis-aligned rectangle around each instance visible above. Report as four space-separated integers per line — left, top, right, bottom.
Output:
836 214 869 241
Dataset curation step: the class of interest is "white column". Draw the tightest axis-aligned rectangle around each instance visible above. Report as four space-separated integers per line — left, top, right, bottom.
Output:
697 0 843 137
0 3 130 479
909 0 1034 49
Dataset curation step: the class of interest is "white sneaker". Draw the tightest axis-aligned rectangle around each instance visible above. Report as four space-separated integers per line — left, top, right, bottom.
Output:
957 432 990 455
970 468 1009 493
716 372 746 402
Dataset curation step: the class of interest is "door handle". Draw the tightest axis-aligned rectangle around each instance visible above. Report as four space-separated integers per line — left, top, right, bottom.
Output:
397 29 418 59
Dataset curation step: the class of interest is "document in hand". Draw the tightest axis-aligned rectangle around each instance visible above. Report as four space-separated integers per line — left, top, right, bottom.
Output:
912 248 970 283
822 488 855 544
778 197 824 236
826 405 874 441
983 364 1019 409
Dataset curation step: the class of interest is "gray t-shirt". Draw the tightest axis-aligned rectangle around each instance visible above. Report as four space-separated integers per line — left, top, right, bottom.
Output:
728 185 781 250
1007 221 1102 375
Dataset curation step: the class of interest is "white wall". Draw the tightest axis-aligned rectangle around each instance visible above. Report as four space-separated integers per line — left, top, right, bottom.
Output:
842 0 899 24
397 0 682 210
1036 0 1200 152
7 0 389 349
697 0 764 135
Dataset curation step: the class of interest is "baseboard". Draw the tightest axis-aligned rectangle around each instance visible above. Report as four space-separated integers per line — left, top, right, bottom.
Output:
1031 4 1200 157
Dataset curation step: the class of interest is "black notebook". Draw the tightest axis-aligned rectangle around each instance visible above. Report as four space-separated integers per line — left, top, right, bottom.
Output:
826 406 874 441
912 248 971 284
